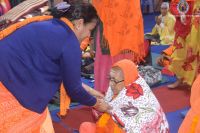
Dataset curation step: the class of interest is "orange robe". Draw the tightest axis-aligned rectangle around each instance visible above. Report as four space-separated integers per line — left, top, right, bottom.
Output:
0 82 54 132
179 75 200 133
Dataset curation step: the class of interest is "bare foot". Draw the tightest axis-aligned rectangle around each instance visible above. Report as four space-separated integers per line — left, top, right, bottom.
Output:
167 80 182 88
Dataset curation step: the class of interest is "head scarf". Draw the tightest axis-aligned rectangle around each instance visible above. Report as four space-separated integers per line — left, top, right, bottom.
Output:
113 59 139 86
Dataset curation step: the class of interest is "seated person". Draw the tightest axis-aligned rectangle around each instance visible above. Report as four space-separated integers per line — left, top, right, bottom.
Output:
80 59 169 133
145 2 175 45
81 37 95 78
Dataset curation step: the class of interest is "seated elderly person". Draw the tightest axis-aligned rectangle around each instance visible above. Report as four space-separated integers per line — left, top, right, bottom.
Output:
80 59 169 133
145 2 175 45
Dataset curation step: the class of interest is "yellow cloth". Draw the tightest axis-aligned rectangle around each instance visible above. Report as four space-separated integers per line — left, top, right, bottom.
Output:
151 12 176 45
169 0 200 85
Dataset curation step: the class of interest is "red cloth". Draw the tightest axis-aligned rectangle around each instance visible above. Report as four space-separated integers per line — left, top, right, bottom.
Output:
170 1 194 39
94 28 112 93
161 67 175 76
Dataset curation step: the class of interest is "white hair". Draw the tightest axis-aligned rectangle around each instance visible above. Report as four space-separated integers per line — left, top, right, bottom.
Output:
161 2 169 9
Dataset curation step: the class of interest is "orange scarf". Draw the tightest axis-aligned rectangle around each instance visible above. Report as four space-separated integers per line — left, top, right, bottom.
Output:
113 59 139 86
92 0 144 62
0 16 74 39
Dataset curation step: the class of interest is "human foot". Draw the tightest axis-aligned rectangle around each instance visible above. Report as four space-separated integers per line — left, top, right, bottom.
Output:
167 79 182 88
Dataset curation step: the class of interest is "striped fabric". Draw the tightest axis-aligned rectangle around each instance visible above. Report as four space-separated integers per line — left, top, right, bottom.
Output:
9 0 24 8
0 0 48 23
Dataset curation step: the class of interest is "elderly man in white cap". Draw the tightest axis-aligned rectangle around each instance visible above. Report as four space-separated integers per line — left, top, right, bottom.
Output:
148 2 176 45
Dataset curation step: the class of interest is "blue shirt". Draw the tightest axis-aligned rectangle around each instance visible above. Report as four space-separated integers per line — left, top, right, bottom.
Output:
0 18 96 113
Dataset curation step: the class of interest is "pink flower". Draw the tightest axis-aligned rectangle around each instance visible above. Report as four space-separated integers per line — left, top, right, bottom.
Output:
141 107 169 133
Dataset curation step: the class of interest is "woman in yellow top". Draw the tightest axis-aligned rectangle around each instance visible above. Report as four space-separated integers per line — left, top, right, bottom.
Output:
151 2 176 45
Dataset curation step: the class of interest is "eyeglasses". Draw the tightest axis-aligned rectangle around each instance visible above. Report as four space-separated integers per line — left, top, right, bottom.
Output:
108 76 124 84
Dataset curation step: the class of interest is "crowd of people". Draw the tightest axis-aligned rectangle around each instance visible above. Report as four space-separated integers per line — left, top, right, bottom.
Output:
0 0 199 132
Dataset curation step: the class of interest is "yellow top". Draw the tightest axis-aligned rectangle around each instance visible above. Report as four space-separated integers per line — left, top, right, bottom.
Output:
151 12 176 45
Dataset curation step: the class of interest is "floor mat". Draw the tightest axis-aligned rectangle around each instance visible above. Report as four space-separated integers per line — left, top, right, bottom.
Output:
151 45 170 54
143 13 159 33
153 85 190 113
166 107 190 133
53 106 95 133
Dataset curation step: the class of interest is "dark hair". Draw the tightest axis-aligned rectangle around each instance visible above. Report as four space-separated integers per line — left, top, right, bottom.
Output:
51 2 98 24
